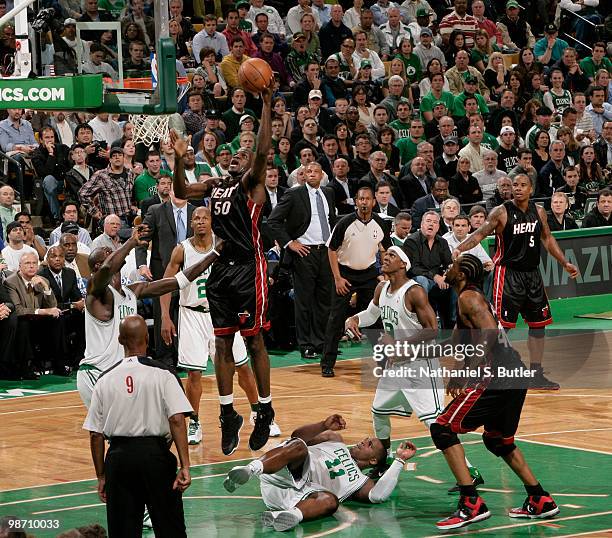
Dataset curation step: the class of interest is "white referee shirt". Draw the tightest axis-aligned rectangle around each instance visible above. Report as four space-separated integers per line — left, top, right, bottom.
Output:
83 356 193 441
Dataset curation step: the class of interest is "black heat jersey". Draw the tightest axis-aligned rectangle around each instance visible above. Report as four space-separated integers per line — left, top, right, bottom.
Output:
209 177 264 261
493 200 542 271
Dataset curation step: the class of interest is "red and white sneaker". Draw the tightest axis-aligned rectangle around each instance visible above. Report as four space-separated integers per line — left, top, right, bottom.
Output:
436 496 491 530
509 495 560 519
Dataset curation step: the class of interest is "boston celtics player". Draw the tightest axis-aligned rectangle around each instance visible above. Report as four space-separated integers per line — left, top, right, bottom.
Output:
223 414 417 532
344 246 483 489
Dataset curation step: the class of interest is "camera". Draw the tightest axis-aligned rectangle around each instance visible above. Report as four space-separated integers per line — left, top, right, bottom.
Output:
31 8 59 33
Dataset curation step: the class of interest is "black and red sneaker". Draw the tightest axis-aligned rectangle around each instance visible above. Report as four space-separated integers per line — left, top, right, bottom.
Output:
436 495 491 530
509 495 560 519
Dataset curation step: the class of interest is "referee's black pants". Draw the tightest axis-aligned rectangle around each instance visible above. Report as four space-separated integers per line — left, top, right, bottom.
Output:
292 245 333 353
105 437 186 538
322 268 379 370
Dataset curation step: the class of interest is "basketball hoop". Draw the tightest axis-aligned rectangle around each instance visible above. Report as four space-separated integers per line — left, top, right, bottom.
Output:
126 76 191 146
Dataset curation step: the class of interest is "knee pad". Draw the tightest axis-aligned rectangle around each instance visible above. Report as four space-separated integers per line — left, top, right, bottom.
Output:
372 411 391 440
430 422 460 451
482 432 516 457
528 328 545 339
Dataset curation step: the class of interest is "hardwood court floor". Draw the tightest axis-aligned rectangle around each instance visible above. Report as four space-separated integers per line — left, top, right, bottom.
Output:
1 336 611 536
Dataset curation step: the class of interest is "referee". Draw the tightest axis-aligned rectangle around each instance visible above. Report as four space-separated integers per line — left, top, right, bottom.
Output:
84 315 193 537
321 184 392 378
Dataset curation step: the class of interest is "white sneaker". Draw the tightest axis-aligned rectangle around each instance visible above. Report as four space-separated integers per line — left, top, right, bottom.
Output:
262 510 301 531
251 411 281 437
143 509 153 528
223 465 254 493
188 419 202 445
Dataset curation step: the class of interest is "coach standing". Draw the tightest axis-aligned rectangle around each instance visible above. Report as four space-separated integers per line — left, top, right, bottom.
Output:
268 162 336 359
321 184 391 378
84 315 192 537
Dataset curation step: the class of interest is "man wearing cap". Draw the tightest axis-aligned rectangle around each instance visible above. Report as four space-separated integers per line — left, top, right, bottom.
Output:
211 144 233 177
352 9 390 60
534 24 568 67
496 0 535 51
525 106 557 150
286 0 321 36
414 26 446 68
51 18 90 75
191 110 226 152
352 32 386 80
452 76 489 117
403 0 435 25
434 136 460 179
446 50 488 97
248 0 285 38
496 126 519 174
319 4 353 60
379 6 412 53
438 0 477 47
287 33 317 84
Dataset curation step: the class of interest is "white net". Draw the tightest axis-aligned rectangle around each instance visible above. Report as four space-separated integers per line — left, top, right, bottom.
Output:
129 80 191 146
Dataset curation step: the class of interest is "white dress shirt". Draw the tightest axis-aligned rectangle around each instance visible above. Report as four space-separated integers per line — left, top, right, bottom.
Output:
266 188 279 210
298 183 330 246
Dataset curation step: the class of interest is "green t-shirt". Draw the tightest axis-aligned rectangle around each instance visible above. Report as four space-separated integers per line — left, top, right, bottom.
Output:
389 119 411 140
222 107 257 141
134 170 172 204
579 56 612 80
395 136 424 166
98 0 126 18
452 92 490 117
239 19 253 33
470 44 500 68
395 53 421 84
420 90 455 118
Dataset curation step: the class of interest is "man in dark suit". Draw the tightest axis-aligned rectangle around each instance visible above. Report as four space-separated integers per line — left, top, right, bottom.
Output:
410 178 451 233
327 158 356 215
0 275 18 379
593 120 611 168
140 175 172 219
374 180 400 219
268 162 336 359
5 252 68 376
39 245 85 367
317 135 340 179
398 157 434 211
136 191 195 365
262 167 287 251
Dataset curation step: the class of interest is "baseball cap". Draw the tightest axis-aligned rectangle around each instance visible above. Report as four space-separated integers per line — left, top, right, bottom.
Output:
309 89 323 99
109 147 124 157
500 125 515 135
506 0 520 9
544 23 558 34
186 146 195 153
432 100 446 108
61 221 80 235
239 114 255 125
464 76 478 84
5 221 22 235
420 27 433 37
360 59 372 68
64 18 77 26
216 144 232 155
236 0 250 8
293 32 306 41
325 55 339 65
207 109 221 119
416 7 430 17
444 136 459 145
536 106 553 116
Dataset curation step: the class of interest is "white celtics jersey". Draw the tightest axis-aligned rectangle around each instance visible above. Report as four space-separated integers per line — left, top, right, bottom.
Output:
81 285 137 371
378 280 422 336
179 237 213 308
308 442 368 502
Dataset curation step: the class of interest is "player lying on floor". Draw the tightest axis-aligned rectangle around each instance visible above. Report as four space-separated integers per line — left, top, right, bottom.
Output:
223 414 416 532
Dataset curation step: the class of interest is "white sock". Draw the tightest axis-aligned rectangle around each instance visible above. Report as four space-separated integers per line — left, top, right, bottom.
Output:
465 457 472 468
286 507 303 522
259 395 272 404
248 460 264 476
219 394 234 405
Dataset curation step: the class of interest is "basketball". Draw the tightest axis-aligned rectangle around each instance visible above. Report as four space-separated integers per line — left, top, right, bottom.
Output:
238 58 274 94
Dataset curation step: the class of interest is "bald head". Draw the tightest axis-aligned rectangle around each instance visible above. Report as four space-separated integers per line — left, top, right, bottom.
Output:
88 246 113 272
118 315 149 356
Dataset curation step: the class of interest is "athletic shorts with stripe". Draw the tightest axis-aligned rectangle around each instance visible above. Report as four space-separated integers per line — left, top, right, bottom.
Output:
177 307 248 371
371 358 446 425
207 259 270 337
259 438 326 511
77 365 103 408
436 386 527 439
492 266 552 328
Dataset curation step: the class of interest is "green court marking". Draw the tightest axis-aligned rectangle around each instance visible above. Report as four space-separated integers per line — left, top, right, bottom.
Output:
1 440 611 537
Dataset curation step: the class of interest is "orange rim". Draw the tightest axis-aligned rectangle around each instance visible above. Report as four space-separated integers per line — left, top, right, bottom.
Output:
104 77 189 89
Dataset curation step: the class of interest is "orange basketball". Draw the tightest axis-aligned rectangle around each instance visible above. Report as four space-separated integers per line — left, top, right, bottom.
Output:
238 58 274 94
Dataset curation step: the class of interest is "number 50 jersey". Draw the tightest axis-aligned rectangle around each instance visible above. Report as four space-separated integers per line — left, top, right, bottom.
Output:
307 441 369 501
209 178 264 261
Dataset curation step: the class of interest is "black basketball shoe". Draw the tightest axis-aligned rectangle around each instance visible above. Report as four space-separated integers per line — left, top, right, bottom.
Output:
220 411 244 456
249 404 275 451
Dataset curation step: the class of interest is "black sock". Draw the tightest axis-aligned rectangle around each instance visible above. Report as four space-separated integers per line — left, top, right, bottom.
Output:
460 485 477 498
220 403 235 416
525 483 547 497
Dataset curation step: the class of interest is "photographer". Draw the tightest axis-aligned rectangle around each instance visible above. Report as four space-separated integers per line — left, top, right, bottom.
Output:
32 127 71 222
74 123 108 171
51 18 90 76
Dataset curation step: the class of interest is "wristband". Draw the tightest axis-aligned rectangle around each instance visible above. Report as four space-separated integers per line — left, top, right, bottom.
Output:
394 457 406 465
175 271 190 290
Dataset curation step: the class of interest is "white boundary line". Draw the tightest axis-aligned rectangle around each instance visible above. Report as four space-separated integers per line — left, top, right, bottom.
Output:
516 437 612 456
554 529 612 537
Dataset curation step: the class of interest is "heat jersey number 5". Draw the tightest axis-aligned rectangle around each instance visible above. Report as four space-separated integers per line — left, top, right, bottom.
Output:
213 200 231 215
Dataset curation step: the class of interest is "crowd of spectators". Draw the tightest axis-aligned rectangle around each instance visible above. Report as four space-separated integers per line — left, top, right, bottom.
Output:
0 0 611 379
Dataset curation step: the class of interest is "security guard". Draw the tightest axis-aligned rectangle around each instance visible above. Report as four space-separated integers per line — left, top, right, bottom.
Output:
84 315 193 537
